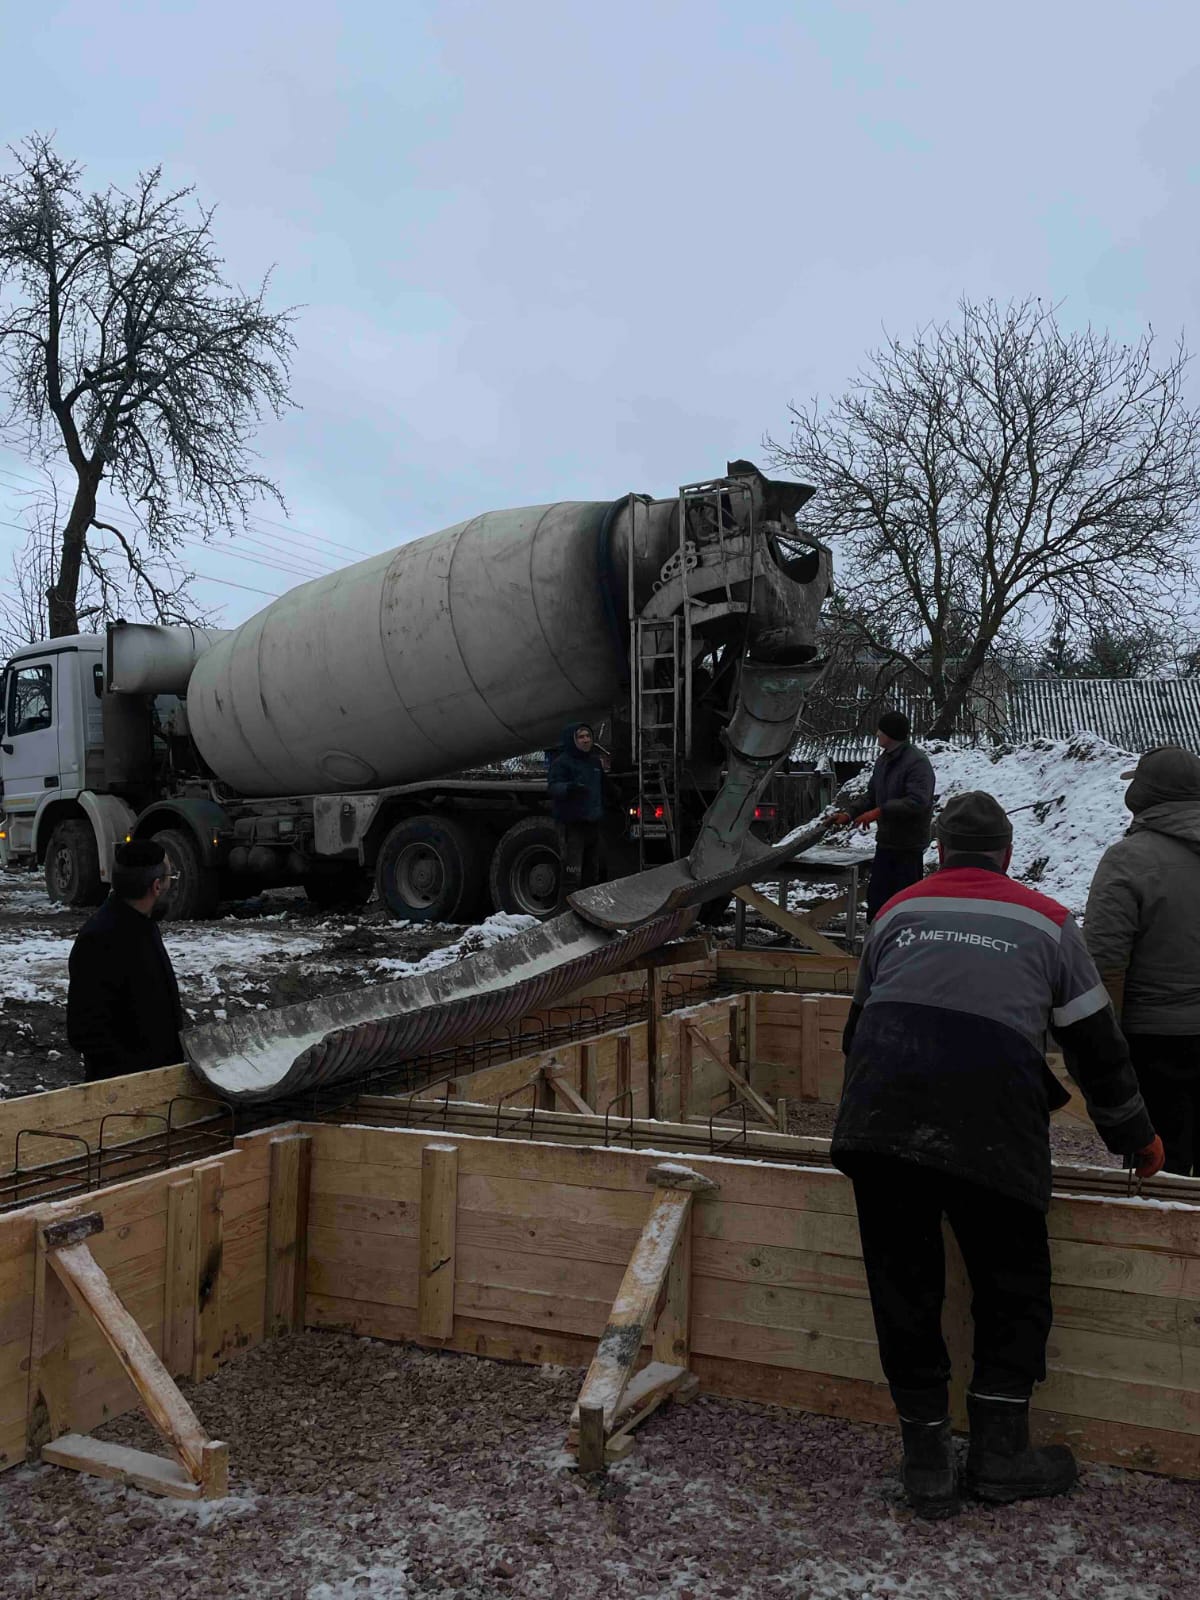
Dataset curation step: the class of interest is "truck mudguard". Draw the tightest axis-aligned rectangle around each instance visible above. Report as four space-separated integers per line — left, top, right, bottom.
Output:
132 796 231 864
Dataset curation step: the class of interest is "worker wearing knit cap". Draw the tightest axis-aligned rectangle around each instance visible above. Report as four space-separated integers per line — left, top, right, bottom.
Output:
832 790 1162 1518
833 709 935 921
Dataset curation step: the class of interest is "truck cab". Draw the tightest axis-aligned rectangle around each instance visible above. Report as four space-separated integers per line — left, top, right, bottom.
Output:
0 636 132 901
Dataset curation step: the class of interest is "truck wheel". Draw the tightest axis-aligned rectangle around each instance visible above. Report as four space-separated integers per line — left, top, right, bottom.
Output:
44 820 104 907
153 827 220 920
376 815 484 923
489 817 562 918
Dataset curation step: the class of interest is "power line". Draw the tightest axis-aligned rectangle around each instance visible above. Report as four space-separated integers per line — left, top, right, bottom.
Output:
0 460 373 563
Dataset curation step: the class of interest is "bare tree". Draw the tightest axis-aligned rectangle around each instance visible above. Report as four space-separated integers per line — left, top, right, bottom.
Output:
0 134 296 636
769 298 1200 737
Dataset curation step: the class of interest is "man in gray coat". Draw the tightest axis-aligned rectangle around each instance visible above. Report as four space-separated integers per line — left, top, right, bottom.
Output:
834 710 936 921
1084 745 1200 1174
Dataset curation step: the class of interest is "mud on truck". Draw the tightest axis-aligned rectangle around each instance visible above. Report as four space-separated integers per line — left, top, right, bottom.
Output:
0 461 830 923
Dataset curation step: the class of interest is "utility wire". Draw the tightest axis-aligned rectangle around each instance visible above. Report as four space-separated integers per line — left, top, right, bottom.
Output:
0 461 371 563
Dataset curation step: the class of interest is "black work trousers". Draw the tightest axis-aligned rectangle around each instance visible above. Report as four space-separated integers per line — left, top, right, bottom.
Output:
866 848 925 922
1128 1034 1200 1176
558 819 602 895
845 1154 1053 1424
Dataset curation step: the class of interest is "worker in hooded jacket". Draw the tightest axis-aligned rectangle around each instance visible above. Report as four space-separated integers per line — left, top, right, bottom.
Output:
832 791 1163 1519
1084 746 1200 1175
548 722 607 903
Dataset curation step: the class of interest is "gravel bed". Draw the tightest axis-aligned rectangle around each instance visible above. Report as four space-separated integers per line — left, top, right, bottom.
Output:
2 1331 1196 1598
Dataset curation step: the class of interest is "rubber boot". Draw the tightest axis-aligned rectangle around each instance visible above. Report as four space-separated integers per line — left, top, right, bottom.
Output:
899 1417 959 1519
964 1395 1077 1504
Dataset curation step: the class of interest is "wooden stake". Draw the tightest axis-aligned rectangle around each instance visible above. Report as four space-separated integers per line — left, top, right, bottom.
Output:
164 1178 198 1377
418 1143 459 1341
266 1133 312 1338
799 998 820 1102
647 966 662 1120
193 1160 224 1382
577 1404 605 1474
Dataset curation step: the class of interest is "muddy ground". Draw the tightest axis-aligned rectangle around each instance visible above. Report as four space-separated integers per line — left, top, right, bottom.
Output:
0 869 488 1099
1 1330 1194 1599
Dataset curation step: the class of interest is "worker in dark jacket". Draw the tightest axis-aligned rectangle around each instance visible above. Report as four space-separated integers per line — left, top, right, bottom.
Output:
547 722 606 901
834 710 935 921
833 791 1163 1519
1084 745 1200 1174
66 840 186 1081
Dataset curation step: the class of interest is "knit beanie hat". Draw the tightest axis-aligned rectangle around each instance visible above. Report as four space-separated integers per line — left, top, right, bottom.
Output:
1122 746 1200 815
936 791 1013 854
877 710 910 741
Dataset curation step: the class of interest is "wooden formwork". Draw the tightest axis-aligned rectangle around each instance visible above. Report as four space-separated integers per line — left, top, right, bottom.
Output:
2 1104 1198 1488
6 941 1182 1496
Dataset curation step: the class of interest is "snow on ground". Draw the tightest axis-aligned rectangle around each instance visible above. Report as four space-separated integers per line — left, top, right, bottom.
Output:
826 733 1137 916
368 911 539 979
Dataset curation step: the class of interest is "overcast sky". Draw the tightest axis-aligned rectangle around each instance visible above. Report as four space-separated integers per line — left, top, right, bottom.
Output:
1 0 1198 628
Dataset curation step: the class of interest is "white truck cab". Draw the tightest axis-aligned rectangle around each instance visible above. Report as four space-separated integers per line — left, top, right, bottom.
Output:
0 636 134 900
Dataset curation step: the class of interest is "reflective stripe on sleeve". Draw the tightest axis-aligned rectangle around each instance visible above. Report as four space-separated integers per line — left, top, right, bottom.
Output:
1051 982 1110 1028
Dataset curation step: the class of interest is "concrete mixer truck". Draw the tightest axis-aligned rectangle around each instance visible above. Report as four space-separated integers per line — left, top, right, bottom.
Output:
0 461 830 922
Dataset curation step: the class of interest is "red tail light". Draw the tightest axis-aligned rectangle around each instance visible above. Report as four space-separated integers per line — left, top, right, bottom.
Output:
629 804 667 821
753 804 777 822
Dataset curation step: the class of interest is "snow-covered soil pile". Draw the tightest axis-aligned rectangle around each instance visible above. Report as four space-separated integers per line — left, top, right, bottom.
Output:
831 734 1136 916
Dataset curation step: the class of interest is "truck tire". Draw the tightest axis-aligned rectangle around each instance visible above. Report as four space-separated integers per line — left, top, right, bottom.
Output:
153 827 220 920
44 819 105 907
376 815 484 923
489 816 562 919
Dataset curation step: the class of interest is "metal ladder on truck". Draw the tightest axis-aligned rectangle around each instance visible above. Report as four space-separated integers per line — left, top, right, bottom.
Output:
628 477 759 867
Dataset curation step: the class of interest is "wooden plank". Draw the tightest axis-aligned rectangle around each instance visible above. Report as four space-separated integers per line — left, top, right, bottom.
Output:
42 1434 203 1501
0 1065 197 1171
163 1179 198 1379
574 1187 692 1431
266 1134 312 1338
685 1024 776 1129
193 1160 224 1382
418 1143 458 1341
544 1066 594 1117
652 1205 691 1367
47 1240 210 1481
732 886 844 957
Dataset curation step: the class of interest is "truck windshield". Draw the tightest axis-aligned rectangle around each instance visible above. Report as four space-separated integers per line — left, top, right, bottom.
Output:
7 663 53 735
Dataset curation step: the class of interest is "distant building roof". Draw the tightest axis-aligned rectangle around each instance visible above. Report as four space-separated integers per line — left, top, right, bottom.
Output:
793 676 1200 767
1007 678 1200 754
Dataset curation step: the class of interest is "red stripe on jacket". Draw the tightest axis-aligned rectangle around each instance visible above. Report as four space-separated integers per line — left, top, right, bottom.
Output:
878 865 1071 928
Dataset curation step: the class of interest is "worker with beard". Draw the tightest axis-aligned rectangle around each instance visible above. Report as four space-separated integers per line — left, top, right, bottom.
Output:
66 840 185 1081
1085 746 1200 1175
548 722 607 902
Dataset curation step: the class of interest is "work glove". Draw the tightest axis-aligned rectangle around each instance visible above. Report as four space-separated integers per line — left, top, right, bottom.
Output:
856 808 882 830
831 811 852 826
1133 1135 1166 1179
